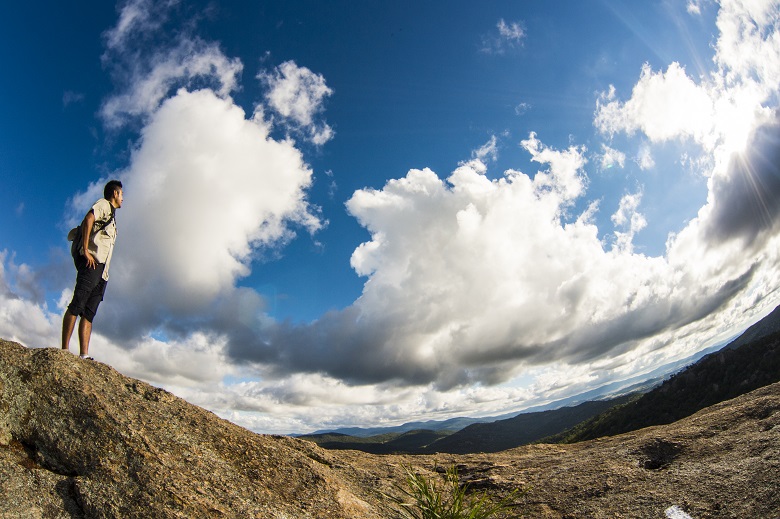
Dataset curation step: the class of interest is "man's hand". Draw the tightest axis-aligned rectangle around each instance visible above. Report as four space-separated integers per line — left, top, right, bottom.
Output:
81 210 96 268
84 251 97 269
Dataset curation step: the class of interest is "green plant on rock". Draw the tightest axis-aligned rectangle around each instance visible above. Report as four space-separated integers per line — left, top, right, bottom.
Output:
390 464 523 519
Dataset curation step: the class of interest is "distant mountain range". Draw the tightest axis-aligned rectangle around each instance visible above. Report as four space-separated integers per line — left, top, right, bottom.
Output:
302 304 780 454
548 304 780 443
421 394 638 454
303 333 734 440
302 393 640 454
304 415 503 438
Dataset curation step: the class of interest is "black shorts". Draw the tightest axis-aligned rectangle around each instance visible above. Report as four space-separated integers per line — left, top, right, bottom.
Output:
67 255 108 322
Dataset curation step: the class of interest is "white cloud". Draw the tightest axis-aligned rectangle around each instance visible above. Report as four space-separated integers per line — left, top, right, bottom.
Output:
522 132 587 202
100 332 234 388
514 102 531 116
611 192 641 227
472 135 499 163
635 144 655 170
258 61 334 145
210 374 538 435
19 77 324 388
101 39 243 128
481 18 526 54
497 19 526 43
596 0 780 161
687 0 704 15
104 0 172 51
93 88 323 339
0 252 60 349
595 62 716 146
611 191 647 253
100 0 242 129
599 144 627 170
714 0 780 88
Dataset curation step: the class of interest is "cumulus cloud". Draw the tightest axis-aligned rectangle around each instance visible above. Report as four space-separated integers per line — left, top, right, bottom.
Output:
55 0 329 354
102 332 235 388
93 88 323 341
258 61 335 145
211 371 539 434
214 132 748 393
595 63 716 146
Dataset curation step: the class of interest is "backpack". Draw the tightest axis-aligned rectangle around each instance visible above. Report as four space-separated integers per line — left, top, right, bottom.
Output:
67 207 116 260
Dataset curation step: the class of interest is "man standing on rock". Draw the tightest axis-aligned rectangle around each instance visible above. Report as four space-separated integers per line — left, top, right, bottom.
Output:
62 180 123 359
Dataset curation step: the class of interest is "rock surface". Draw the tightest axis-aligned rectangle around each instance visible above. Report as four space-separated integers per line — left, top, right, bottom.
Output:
1 338 779 518
0 341 386 518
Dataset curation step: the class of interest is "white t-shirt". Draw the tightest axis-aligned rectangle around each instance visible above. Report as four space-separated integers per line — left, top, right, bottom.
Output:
85 198 117 281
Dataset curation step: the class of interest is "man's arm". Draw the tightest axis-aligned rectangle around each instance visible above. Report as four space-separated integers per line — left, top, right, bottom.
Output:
81 210 97 269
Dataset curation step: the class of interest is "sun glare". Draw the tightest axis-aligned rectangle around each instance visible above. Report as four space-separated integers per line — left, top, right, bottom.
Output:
717 109 754 156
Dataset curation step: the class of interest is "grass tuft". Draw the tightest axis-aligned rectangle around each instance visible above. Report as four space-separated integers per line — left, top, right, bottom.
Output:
388 464 524 519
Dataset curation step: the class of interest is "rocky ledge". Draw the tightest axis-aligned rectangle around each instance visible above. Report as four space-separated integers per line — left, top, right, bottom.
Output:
1 339 778 518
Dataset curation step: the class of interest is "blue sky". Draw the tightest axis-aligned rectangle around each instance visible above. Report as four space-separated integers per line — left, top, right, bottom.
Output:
2 0 780 434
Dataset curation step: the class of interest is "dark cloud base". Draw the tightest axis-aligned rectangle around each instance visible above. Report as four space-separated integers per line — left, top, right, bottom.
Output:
707 117 780 247
213 262 755 390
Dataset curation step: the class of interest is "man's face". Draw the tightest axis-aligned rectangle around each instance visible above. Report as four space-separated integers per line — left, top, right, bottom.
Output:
114 188 124 208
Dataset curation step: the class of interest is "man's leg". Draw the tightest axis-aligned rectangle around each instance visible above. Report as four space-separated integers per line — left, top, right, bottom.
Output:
78 317 93 356
65 258 104 357
78 276 106 358
65 255 98 352
62 311 77 350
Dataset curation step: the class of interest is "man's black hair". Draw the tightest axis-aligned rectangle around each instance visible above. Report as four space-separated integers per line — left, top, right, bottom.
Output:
104 180 123 200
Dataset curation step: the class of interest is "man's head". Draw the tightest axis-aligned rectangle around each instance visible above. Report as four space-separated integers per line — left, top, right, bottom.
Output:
104 180 124 208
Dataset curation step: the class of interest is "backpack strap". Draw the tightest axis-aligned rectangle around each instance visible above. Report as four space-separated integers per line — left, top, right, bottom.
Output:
68 204 116 259
93 205 116 234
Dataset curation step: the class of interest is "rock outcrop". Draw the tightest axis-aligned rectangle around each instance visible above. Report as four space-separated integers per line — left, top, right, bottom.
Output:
2 338 779 518
0 341 386 518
